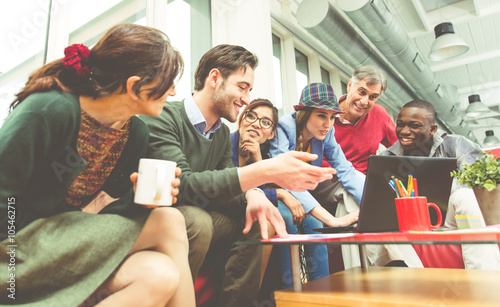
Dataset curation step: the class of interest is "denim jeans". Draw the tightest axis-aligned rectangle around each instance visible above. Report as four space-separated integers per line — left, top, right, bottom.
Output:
277 200 329 288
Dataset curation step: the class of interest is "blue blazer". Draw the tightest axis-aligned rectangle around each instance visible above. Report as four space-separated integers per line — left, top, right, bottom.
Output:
268 112 364 213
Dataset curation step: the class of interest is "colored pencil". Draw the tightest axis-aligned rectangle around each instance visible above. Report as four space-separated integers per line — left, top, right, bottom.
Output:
394 178 406 197
398 179 408 197
388 179 399 197
407 174 413 196
413 177 418 197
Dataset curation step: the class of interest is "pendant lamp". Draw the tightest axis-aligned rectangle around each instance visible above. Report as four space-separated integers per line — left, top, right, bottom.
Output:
483 130 500 148
429 22 469 61
464 94 489 119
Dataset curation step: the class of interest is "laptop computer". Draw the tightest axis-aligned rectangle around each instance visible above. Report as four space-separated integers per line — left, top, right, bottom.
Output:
314 155 457 233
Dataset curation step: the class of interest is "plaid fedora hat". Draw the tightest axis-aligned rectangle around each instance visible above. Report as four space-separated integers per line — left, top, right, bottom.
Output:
293 83 344 113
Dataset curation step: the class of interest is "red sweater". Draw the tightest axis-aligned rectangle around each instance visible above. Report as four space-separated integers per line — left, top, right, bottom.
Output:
328 100 397 174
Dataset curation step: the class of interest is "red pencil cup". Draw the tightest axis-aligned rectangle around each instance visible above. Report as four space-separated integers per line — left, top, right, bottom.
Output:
395 196 442 232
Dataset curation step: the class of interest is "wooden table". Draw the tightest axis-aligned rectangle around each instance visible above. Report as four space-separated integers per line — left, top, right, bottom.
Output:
275 266 500 307
244 225 500 291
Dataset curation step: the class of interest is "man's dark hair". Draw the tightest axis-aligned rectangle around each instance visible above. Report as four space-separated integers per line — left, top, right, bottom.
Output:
402 99 436 124
194 44 258 91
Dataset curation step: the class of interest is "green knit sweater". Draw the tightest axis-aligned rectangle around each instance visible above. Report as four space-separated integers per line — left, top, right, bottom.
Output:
0 91 150 232
0 90 151 306
140 100 245 211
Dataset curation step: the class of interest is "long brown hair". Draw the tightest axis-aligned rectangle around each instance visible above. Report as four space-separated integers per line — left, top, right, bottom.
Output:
295 107 314 151
11 23 183 110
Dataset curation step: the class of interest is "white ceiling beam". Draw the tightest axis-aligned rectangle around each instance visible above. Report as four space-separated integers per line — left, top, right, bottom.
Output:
471 0 500 16
408 1 500 39
457 80 500 95
408 0 432 32
467 121 500 129
464 111 500 121
472 0 483 16
430 49 500 72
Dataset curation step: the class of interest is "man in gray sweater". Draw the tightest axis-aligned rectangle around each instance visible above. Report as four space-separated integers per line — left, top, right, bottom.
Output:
141 44 335 307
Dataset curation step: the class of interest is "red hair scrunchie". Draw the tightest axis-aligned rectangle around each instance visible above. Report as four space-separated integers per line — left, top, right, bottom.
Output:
62 44 90 77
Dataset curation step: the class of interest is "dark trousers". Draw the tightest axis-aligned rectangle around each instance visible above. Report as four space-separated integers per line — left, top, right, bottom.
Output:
177 205 263 307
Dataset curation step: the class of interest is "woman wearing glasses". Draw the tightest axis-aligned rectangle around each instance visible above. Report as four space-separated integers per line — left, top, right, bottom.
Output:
230 99 305 290
231 99 304 224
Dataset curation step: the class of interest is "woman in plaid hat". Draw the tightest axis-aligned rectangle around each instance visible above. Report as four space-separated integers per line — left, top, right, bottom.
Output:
269 83 362 288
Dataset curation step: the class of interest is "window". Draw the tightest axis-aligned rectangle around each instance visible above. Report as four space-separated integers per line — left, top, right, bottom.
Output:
166 0 211 101
341 81 348 96
68 0 146 47
295 49 309 100
320 67 330 84
0 0 149 127
0 0 50 125
0 0 211 127
272 34 284 114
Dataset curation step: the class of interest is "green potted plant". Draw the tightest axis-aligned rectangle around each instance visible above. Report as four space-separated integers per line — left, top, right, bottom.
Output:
451 152 500 226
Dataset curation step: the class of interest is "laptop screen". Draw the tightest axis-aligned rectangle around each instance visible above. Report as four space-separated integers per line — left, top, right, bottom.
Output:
356 155 457 233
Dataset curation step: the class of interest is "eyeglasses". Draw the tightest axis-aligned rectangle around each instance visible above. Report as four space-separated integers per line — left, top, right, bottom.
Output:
243 111 274 129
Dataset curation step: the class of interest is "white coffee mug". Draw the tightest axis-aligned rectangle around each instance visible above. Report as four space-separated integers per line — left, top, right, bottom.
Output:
134 158 177 206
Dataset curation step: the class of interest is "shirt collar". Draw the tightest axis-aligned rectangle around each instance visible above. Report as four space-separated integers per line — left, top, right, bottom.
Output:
428 129 446 156
387 141 404 156
336 94 367 126
184 94 222 138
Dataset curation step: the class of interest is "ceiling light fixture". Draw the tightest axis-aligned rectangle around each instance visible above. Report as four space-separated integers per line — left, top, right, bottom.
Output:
429 22 469 61
483 130 500 148
464 94 489 119
464 64 489 119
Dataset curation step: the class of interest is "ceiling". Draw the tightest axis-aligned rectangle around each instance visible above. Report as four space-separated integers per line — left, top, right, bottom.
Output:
388 0 500 144
290 0 500 146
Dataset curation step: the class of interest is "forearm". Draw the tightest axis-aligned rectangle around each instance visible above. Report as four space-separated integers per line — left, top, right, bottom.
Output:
310 206 335 226
276 188 286 201
239 159 273 192
276 188 294 209
240 151 336 194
